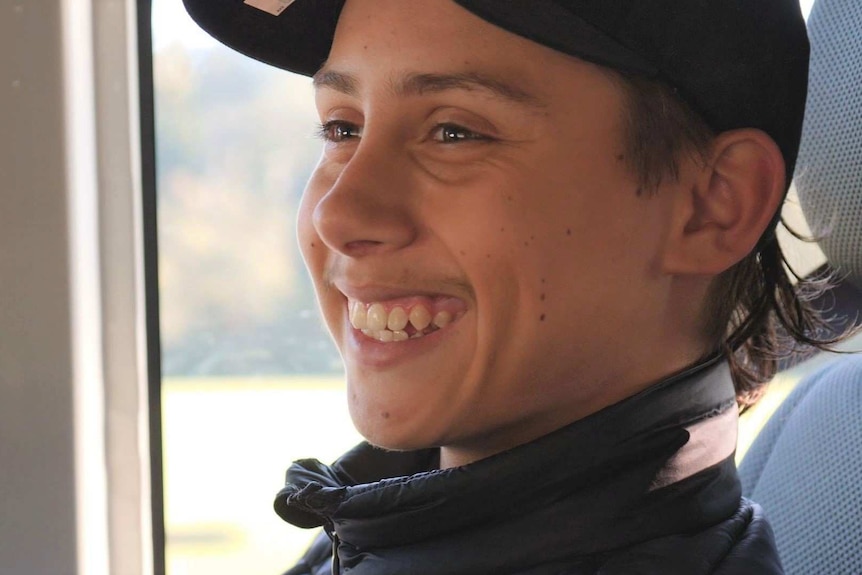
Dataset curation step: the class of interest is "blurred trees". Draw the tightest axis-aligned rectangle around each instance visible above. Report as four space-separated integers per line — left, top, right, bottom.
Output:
154 44 341 375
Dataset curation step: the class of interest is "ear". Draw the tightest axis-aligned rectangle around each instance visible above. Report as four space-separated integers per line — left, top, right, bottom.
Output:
661 129 786 276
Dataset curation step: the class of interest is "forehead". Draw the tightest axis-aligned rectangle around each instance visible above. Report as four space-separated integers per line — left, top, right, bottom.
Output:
320 0 623 112
312 68 548 112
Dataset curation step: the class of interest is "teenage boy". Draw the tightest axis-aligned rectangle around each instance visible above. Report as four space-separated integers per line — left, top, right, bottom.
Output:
185 1 833 573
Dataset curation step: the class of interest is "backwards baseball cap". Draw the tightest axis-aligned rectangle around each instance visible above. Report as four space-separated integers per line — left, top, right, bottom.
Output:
183 0 810 183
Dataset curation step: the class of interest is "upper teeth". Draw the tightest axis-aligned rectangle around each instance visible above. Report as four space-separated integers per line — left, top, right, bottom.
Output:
349 300 453 342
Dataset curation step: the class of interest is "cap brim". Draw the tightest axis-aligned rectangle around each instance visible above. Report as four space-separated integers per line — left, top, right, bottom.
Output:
182 0 345 76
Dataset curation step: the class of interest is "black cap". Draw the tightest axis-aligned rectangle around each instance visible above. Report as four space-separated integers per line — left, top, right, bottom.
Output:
183 0 810 183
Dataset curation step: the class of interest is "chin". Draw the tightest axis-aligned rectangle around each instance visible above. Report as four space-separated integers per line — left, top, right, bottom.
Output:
364 436 431 453
349 407 445 453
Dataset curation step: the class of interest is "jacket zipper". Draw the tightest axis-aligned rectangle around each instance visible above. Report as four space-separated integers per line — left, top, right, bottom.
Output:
324 521 341 574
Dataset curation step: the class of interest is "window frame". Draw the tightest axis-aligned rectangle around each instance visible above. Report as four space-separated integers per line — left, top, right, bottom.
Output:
0 0 162 573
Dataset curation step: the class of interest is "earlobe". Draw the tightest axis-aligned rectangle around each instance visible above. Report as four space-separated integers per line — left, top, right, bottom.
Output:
662 129 786 276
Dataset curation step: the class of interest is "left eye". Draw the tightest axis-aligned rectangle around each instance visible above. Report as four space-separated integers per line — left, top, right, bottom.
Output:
431 124 488 144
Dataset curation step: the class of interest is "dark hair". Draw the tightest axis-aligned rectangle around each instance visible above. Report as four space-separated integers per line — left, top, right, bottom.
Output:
615 73 850 411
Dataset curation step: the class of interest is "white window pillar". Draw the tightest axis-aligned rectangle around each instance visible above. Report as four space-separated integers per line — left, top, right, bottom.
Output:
0 0 154 573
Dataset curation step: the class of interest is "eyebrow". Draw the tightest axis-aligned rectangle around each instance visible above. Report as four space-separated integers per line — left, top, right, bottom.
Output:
312 69 546 109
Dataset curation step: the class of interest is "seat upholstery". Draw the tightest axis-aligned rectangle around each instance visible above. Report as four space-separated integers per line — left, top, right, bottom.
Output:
739 357 862 574
794 0 862 301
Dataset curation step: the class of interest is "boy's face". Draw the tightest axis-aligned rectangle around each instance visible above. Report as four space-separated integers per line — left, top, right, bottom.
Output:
299 0 691 464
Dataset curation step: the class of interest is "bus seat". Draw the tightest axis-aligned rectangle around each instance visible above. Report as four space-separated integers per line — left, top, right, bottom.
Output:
739 357 862 574
792 0 862 334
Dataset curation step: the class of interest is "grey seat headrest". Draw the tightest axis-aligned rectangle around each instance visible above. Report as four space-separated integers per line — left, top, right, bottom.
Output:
795 0 862 291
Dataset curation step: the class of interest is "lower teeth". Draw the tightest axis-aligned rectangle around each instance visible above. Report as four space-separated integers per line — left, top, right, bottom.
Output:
362 326 437 342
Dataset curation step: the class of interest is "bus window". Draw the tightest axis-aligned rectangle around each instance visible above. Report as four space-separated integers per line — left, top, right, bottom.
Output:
152 1 360 573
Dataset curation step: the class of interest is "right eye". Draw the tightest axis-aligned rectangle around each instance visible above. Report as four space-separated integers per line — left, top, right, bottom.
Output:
317 120 363 142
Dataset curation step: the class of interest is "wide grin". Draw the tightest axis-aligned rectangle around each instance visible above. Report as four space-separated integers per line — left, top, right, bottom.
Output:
348 299 457 343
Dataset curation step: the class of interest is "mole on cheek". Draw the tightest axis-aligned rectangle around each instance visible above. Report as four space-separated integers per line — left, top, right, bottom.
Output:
566 229 572 237
539 314 546 322
382 412 391 420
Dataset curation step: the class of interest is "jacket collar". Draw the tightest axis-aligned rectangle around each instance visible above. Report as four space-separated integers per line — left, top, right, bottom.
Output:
274 356 741 569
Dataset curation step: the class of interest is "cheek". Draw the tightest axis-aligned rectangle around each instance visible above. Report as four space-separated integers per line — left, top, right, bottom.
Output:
297 172 328 268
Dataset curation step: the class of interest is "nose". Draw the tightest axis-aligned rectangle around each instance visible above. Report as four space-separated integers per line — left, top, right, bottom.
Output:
311 138 418 258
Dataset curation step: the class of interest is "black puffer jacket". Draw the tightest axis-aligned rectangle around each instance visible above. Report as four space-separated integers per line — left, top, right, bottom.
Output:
274 358 783 574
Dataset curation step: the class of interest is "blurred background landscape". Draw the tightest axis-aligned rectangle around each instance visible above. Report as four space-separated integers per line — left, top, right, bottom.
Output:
152 2 360 573
154 30 340 377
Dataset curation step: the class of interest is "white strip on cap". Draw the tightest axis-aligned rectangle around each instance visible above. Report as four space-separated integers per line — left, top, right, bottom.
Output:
244 0 296 16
